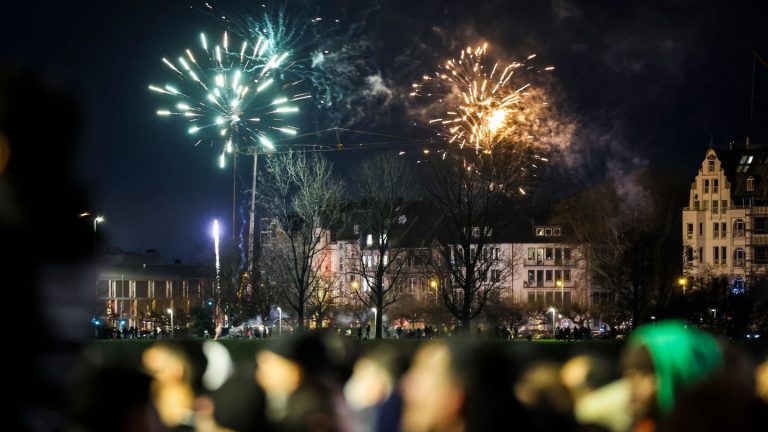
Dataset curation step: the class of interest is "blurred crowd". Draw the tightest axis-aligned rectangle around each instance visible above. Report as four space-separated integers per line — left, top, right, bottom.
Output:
60 322 768 432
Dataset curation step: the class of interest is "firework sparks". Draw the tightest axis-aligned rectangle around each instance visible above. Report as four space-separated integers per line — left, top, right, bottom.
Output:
149 31 303 167
411 43 554 153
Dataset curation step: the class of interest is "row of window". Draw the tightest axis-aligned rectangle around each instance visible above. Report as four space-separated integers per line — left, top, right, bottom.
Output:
527 291 571 307
106 280 203 299
686 220 747 238
526 247 573 264
685 246 745 266
527 269 572 287
702 178 720 193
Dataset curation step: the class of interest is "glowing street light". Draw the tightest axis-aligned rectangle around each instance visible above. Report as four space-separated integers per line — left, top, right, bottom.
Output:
93 215 105 232
556 280 564 309
371 307 377 339
167 308 174 338
678 277 688 295
276 307 282 336
548 307 556 338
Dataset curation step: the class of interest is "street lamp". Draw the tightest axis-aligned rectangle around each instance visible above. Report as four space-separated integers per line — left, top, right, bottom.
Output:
548 307 556 338
556 280 564 309
277 307 282 337
371 307 377 339
94 215 105 233
167 308 174 338
678 277 688 295
710 308 717 321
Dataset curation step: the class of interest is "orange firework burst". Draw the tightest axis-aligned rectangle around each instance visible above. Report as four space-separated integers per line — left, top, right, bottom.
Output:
411 43 554 153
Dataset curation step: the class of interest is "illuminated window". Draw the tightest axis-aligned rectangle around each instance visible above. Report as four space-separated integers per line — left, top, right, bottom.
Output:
747 176 755 192
366 234 373 246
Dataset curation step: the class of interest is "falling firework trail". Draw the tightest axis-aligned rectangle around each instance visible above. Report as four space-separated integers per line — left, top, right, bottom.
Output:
411 43 555 154
149 31 310 167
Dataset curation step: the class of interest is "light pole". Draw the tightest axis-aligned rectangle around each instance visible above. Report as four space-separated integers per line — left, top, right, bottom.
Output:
556 280 564 309
371 307 377 339
167 308 174 338
678 277 688 295
93 215 105 233
710 308 717 321
277 307 282 337
548 307 556 338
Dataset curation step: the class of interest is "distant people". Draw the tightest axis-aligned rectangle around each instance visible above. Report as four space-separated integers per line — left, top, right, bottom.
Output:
1 72 99 429
366 324 371 340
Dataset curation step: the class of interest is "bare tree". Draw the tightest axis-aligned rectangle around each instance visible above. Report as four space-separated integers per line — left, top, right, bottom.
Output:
258 151 344 329
423 151 530 332
306 274 344 328
345 154 413 338
552 167 685 329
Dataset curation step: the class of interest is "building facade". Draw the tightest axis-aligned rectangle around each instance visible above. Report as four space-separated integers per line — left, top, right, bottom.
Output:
681 146 768 291
95 249 215 331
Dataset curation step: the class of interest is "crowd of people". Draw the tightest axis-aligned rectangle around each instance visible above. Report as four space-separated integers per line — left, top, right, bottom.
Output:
62 320 768 432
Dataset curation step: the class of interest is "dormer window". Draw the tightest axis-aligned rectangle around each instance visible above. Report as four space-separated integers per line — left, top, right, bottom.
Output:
737 155 754 173
747 176 755 192
708 160 715 172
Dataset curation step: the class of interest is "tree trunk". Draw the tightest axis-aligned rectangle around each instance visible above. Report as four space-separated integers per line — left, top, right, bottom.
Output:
375 273 384 339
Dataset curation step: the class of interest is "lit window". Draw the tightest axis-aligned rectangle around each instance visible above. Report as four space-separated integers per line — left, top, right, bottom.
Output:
747 176 755 192
366 234 373 246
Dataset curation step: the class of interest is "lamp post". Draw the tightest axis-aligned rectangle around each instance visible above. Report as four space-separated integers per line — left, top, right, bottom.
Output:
548 307 556 338
93 215 105 233
371 307 377 339
556 280 564 309
277 307 282 337
167 308 174 338
678 277 688 295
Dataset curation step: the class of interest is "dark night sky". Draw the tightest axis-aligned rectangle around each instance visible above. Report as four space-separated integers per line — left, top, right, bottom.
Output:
1 0 766 261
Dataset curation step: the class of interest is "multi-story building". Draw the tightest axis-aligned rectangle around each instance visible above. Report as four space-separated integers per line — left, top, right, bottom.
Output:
95 249 215 331
682 144 767 291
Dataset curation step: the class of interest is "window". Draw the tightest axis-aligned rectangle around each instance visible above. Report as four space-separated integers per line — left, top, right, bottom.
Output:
704 179 710 193
537 248 544 262
735 219 745 236
545 291 554 305
699 247 704 263
527 248 535 260
564 248 572 262
564 270 571 281
471 227 480 238
545 228 553 236
545 270 553 282
493 248 501 260
708 160 715 172
722 200 727 211
686 247 694 262
756 217 768 234
747 176 755 192
721 247 727 266
713 223 720 238
129 284 136 298
536 270 544 287
554 270 562 282
527 270 535 284
712 200 718 212
756 247 768 265
546 248 553 261
713 179 719 193
721 222 727 237
713 247 720 265
108 281 116 298
687 223 693 237
734 248 745 267
353 225 359 234
555 248 563 264
553 227 562 236
491 270 501 282
408 278 416 294
699 223 703 235
366 234 373 246
148 282 155 298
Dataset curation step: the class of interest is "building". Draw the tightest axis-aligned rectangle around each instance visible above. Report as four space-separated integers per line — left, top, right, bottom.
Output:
682 144 768 291
95 249 215 331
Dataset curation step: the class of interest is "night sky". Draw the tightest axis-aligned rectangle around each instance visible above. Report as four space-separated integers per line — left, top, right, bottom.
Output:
2 0 766 261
